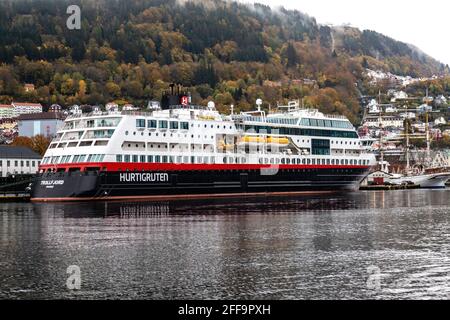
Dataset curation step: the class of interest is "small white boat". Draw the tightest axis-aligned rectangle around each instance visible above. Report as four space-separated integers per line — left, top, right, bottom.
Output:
387 172 450 189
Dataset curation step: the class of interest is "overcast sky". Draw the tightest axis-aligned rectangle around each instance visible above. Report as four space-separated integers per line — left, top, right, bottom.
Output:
244 0 450 65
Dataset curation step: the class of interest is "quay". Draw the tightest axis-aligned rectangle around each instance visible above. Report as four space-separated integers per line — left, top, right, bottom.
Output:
360 184 420 191
0 192 31 202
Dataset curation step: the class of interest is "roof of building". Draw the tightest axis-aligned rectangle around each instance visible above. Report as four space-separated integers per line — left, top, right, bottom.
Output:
18 112 66 121
12 102 43 107
0 146 42 159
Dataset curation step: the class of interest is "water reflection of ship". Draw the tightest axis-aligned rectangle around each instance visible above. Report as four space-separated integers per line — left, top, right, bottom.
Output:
118 203 170 218
105 202 170 218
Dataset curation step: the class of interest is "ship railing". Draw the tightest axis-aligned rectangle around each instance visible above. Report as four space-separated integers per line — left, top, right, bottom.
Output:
67 111 122 119
323 114 348 120
169 104 211 111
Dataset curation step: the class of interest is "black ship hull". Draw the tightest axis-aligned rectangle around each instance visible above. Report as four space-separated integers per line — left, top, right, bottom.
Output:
31 166 370 202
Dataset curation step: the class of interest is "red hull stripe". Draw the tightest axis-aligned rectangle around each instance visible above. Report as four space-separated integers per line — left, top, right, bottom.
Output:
40 162 371 172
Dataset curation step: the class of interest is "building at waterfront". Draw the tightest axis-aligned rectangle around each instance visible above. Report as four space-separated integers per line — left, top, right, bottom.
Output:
17 112 66 138
0 146 41 177
0 104 15 119
362 115 404 128
11 102 43 116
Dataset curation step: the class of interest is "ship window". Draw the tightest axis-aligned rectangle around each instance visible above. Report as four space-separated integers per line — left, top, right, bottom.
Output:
116 155 122 162
87 155 93 162
159 120 168 129
124 155 130 162
79 155 86 162
155 155 161 163
281 159 286 164
162 156 168 163
148 120 157 128
136 119 145 128
170 121 179 130
132 155 138 162
180 122 189 130
147 155 153 163
140 155 146 162
183 156 189 163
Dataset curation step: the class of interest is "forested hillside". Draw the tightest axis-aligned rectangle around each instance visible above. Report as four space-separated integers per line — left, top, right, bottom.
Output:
0 0 448 123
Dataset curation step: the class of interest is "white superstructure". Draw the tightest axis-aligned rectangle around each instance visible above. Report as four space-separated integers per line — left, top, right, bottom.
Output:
40 102 375 170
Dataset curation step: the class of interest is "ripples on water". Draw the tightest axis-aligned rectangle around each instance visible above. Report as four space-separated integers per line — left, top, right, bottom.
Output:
0 190 449 300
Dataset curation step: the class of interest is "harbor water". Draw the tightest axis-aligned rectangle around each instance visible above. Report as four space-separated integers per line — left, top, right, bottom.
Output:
1 189 450 300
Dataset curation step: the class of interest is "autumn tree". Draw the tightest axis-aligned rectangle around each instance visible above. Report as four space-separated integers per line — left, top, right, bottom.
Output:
31 135 52 156
12 136 33 149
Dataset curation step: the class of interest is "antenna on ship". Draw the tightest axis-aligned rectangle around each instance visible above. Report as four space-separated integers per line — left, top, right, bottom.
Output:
230 104 234 116
207 101 215 111
256 98 262 112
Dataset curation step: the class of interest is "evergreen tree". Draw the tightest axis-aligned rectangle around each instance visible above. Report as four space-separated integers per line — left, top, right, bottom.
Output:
286 42 298 67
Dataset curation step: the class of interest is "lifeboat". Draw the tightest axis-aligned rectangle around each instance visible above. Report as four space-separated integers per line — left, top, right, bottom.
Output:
241 136 266 144
267 137 289 146
238 136 290 147
197 115 215 120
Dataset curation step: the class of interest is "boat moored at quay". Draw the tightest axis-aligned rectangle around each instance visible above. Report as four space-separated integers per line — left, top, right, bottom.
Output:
30 92 376 202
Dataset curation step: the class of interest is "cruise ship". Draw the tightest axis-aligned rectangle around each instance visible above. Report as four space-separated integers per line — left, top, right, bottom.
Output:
30 88 376 201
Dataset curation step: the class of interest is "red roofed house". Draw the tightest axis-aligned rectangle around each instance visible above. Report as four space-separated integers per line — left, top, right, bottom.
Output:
24 84 35 92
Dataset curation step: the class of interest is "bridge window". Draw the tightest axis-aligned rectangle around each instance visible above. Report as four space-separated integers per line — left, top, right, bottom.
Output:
159 120 168 129
170 121 179 130
116 155 122 162
148 119 157 129
180 122 189 130
136 119 145 128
